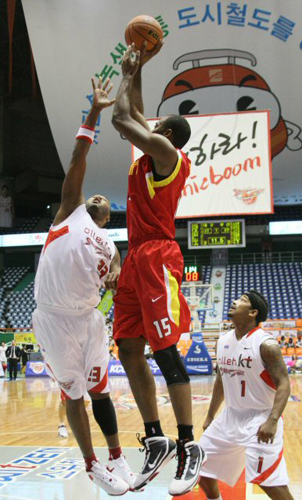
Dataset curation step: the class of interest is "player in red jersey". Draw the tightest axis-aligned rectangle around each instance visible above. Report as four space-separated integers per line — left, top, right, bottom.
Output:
112 43 206 496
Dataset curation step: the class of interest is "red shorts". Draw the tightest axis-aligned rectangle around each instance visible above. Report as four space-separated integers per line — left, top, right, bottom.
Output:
113 240 190 352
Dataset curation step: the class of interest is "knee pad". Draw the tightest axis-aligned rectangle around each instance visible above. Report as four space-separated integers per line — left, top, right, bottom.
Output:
154 344 190 386
91 397 118 436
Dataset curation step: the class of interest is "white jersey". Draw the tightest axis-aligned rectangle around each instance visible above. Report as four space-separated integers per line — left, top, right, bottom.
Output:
35 204 115 313
217 327 276 411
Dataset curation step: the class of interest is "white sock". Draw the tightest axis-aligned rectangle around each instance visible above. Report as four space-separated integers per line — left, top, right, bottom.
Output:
207 497 222 500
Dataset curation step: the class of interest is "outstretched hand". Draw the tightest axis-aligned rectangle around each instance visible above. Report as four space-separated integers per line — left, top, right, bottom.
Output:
91 76 115 110
139 40 163 67
121 44 140 77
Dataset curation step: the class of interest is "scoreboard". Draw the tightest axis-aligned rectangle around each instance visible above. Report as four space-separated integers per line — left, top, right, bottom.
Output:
188 219 246 249
183 265 201 282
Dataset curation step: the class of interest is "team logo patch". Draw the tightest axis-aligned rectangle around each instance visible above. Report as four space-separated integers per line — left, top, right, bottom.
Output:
233 188 264 204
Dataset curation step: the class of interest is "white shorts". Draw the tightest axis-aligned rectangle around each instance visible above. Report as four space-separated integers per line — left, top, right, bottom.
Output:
32 307 109 400
199 407 289 487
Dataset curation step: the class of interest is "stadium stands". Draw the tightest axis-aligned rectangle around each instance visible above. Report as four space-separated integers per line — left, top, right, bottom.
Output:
223 262 302 320
1 261 302 332
0 217 40 235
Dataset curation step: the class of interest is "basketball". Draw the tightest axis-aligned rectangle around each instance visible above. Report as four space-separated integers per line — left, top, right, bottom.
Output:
125 15 163 51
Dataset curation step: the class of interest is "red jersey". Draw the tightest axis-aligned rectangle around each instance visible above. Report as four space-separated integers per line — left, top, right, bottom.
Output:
127 150 191 247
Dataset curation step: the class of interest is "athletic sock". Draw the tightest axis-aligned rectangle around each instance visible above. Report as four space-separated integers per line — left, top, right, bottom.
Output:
177 424 194 441
144 420 164 437
207 497 222 500
84 453 98 472
109 446 122 460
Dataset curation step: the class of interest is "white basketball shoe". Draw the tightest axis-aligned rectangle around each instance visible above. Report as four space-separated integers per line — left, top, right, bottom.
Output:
169 439 207 496
107 454 136 490
87 460 129 496
58 425 68 438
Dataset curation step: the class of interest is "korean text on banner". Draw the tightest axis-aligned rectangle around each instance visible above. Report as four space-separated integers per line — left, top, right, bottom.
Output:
133 110 273 218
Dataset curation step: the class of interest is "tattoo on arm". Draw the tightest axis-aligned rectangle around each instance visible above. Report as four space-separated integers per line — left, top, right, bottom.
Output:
260 342 289 388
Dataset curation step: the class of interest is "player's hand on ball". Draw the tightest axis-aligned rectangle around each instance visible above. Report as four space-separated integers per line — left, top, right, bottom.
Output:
91 76 115 110
122 44 140 77
257 418 278 444
139 40 163 67
104 272 120 291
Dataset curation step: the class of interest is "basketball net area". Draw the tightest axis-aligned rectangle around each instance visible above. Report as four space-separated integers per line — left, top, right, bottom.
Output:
181 282 214 332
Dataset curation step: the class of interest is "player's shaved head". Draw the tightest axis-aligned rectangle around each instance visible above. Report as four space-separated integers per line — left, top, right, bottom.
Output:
153 115 191 149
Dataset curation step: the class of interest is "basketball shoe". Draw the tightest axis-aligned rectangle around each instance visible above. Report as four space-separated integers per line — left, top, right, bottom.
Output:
168 439 207 496
133 435 176 491
87 460 129 496
58 425 68 438
107 454 136 490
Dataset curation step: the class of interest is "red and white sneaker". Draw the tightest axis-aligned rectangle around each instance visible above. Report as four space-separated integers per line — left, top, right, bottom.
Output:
87 460 129 496
107 455 136 491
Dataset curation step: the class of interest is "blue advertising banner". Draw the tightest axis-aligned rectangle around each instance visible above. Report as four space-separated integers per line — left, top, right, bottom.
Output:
25 353 212 377
25 361 49 377
184 340 213 375
108 341 213 376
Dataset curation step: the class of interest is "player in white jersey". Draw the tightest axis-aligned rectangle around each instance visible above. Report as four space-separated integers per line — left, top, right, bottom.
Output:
198 290 294 500
32 77 134 496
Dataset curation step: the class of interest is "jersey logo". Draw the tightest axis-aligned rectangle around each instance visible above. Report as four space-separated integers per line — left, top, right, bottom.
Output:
44 225 69 253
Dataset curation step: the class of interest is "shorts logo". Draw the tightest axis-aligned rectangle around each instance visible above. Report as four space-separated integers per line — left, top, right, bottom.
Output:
58 380 74 391
151 295 163 303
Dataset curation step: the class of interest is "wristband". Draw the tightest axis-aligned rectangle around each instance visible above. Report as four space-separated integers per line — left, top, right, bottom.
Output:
76 125 95 144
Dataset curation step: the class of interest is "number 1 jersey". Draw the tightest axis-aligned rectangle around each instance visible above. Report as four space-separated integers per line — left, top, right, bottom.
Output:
217 327 276 411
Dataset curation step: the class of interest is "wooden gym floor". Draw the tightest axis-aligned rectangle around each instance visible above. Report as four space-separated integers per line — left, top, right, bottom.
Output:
0 374 301 500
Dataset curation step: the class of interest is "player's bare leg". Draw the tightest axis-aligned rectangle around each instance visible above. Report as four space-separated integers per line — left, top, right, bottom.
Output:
260 485 294 500
198 476 221 499
58 400 68 438
89 392 120 448
66 397 94 456
89 390 135 489
168 382 193 425
66 396 128 494
118 337 176 490
118 337 159 422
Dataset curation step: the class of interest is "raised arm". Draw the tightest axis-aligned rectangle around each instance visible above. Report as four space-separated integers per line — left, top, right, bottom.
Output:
53 77 115 226
257 341 291 443
112 45 177 176
129 41 163 130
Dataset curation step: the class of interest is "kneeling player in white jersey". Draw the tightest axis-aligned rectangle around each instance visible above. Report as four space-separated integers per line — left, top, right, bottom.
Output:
32 77 134 496
198 290 294 500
